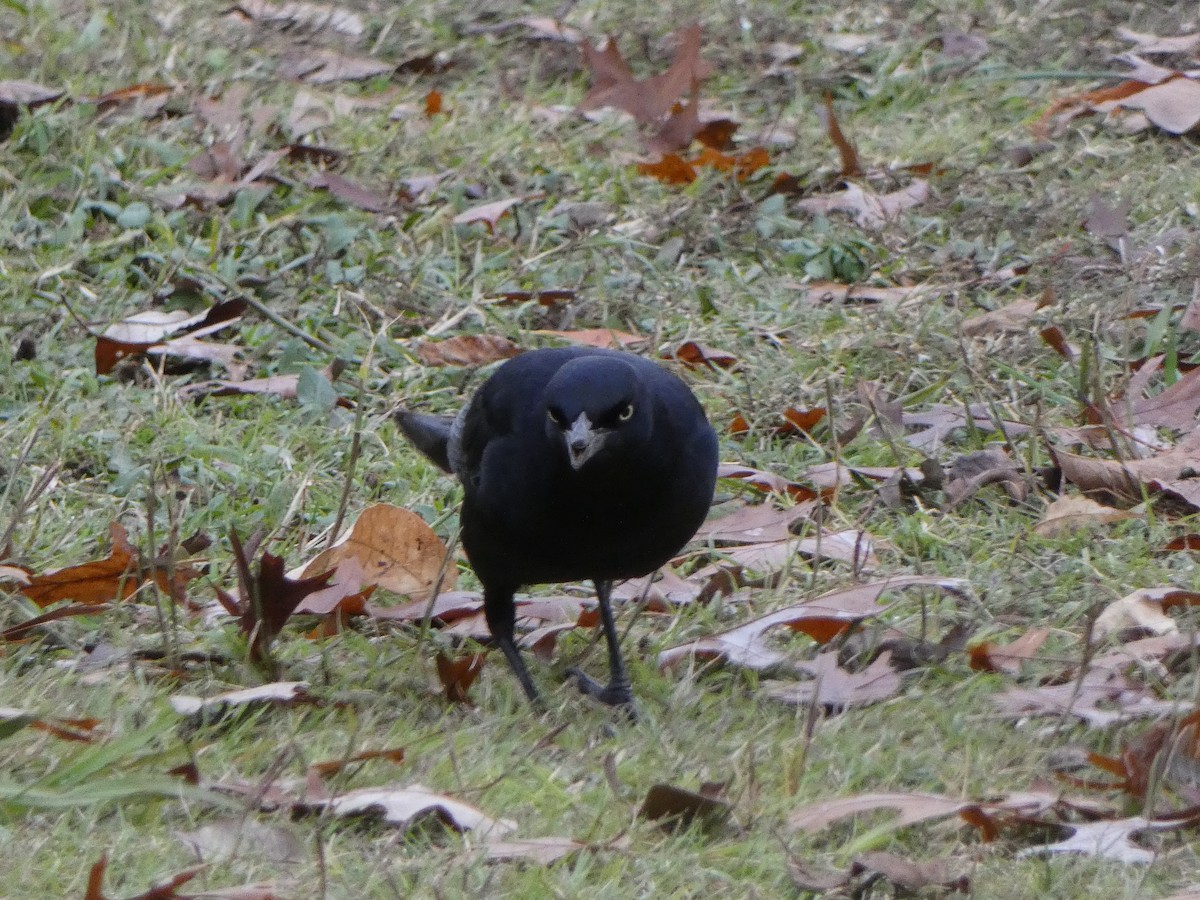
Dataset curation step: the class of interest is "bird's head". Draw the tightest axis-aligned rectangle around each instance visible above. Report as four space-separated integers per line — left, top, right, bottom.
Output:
543 356 649 471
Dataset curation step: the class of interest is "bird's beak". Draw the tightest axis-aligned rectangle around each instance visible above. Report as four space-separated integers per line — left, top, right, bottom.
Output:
565 413 604 470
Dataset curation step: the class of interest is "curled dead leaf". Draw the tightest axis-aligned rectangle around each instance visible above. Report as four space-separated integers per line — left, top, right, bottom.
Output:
297 504 455 599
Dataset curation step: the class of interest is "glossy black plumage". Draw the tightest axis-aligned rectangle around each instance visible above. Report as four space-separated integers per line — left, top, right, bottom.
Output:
396 346 718 709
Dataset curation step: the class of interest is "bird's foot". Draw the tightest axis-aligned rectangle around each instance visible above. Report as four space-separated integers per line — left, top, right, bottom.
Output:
566 667 638 719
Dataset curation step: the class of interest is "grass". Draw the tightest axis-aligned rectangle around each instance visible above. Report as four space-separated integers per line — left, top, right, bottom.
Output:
3 0 1200 896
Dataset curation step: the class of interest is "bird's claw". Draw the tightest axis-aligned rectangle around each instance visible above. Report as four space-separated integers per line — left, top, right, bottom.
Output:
566 667 638 718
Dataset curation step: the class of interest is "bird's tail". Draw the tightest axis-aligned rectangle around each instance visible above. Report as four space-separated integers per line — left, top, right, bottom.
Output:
394 410 455 473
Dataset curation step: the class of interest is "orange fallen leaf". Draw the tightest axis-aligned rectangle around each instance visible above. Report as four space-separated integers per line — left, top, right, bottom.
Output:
695 118 738 150
636 153 696 184
436 651 488 704
664 340 738 369
310 747 406 778
819 92 861 176
85 82 173 115
21 523 151 607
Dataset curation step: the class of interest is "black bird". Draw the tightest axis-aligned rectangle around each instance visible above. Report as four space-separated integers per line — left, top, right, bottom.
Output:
395 346 718 709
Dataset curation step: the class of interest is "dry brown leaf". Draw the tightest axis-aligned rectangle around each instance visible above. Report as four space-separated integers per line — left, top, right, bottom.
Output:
967 627 1050 675
1118 76 1200 134
1113 53 1179 85
98 298 245 359
492 288 576 307
281 48 392 84
688 529 877 589
436 651 487 704
169 681 315 716
639 783 731 831
796 180 929 227
695 118 738 150
902 403 1029 451
796 281 925 305
717 462 821 502
307 171 393 212
789 790 1022 835
1054 429 1200 508
86 83 173 117
309 747 406 778
798 461 923 491
298 783 515 836
414 334 521 367
851 851 970 892
1084 194 1130 240
764 651 902 711
296 504 454 599
818 93 860 176
0 603 106 643
635 153 696 184
232 0 363 37
20 523 155 607
961 298 1038 337
218 531 334 665
177 373 306 402
664 340 738 370
579 23 712 125
1018 817 1185 864
400 171 449 203
1094 586 1200 639
944 448 1027 507
0 80 64 108
1035 495 1141 536
1116 27 1200 55
645 95 701 154
1129 365 1200 431
993 670 1178 728
176 818 302 864
518 17 583 44
1038 73 1200 138
695 502 814 544
485 837 587 865
533 328 646 349
85 854 202 900
658 576 966 672
1165 534 1200 551
0 708 102 743
452 196 527 233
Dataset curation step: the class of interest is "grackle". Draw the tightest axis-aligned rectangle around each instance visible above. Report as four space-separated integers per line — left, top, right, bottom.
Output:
396 347 718 710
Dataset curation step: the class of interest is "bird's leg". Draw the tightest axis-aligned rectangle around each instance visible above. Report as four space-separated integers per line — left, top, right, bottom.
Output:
568 579 637 713
484 589 541 705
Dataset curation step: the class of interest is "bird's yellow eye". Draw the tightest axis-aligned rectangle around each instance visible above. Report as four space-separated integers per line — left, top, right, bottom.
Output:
618 403 634 422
